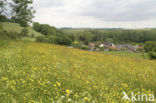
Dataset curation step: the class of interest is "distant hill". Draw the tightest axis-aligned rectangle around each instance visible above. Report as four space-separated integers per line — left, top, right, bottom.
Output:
1 22 43 37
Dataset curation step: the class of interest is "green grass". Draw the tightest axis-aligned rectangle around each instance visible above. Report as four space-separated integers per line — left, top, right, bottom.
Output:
103 51 149 59
0 35 156 102
1 22 43 37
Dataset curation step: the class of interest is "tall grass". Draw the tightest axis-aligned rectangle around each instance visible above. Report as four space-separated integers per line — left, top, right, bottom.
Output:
0 38 156 102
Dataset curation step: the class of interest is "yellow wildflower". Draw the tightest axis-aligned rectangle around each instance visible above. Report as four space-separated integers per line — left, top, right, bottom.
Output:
66 89 70 94
56 82 61 87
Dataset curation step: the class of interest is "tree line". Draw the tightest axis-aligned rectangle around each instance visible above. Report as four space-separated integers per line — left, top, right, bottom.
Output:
64 29 156 44
33 22 72 45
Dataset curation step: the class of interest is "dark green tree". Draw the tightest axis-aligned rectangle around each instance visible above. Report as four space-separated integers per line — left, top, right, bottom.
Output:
0 1 5 15
11 0 35 27
144 41 156 60
33 22 41 32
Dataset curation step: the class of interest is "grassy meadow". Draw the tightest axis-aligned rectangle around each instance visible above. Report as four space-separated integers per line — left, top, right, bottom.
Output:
0 34 156 103
102 51 148 59
1 22 43 38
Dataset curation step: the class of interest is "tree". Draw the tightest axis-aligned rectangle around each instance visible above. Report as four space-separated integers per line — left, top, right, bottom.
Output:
0 1 5 15
33 22 41 32
78 31 92 45
0 1 8 22
144 41 156 60
105 38 113 43
11 0 35 27
0 23 3 33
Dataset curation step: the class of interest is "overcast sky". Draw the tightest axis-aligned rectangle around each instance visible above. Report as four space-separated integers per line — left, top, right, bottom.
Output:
33 0 156 28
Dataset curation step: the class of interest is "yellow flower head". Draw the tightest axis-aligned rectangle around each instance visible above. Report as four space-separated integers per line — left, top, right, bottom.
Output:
56 82 61 87
1 77 8 81
84 97 89 101
66 89 70 94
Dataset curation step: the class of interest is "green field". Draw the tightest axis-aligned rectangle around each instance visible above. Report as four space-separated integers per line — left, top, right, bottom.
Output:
1 22 42 38
102 51 148 59
0 34 156 103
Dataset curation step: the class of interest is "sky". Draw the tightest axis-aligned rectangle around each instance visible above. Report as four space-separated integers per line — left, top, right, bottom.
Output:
33 0 156 29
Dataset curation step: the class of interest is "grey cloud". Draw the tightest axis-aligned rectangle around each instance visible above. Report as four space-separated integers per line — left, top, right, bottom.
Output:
34 0 63 9
78 0 156 21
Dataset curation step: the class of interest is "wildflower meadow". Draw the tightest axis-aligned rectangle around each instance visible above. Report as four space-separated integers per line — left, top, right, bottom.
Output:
0 40 156 103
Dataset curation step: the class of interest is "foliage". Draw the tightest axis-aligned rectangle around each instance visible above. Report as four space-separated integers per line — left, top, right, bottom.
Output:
33 22 72 45
36 36 49 43
0 15 9 22
0 38 155 102
144 41 156 59
33 22 41 32
1 22 42 37
80 45 89 50
36 35 72 46
0 1 6 15
64 29 156 43
21 28 29 36
105 38 113 43
33 22 57 35
148 52 156 60
144 41 156 52
0 23 2 30
10 0 35 27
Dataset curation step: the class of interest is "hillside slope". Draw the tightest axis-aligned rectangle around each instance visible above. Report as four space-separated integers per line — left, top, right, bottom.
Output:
1 22 43 37
0 37 156 102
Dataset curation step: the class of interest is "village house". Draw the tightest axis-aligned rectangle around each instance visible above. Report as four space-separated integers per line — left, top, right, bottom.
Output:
88 42 143 52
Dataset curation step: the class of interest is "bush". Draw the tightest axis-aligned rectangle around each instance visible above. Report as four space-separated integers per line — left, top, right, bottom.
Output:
48 35 62 44
48 35 72 46
81 45 89 50
36 35 72 46
36 36 49 43
61 36 72 46
31 33 35 38
33 22 41 32
0 23 2 33
2 31 20 39
144 41 156 52
21 28 29 36
19 20 28 27
0 15 9 22
99 47 104 51
144 41 156 60
148 52 156 60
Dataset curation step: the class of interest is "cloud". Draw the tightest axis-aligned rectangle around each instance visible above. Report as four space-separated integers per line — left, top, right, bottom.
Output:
33 0 156 28
78 0 156 21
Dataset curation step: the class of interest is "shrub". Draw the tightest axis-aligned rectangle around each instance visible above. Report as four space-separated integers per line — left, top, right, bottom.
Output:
72 41 83 48
99 47 104 51
36 36 49 43
19 20 28 27
21 28 29 36
48 35 72 46
48 35 62 44
0 23 2 33
61 36 72 46
81 45 89 50
33 22 41 32
148 52 156 60
2 31 20 39
0 15 9 22
144 41 156 60
31 33 35 38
